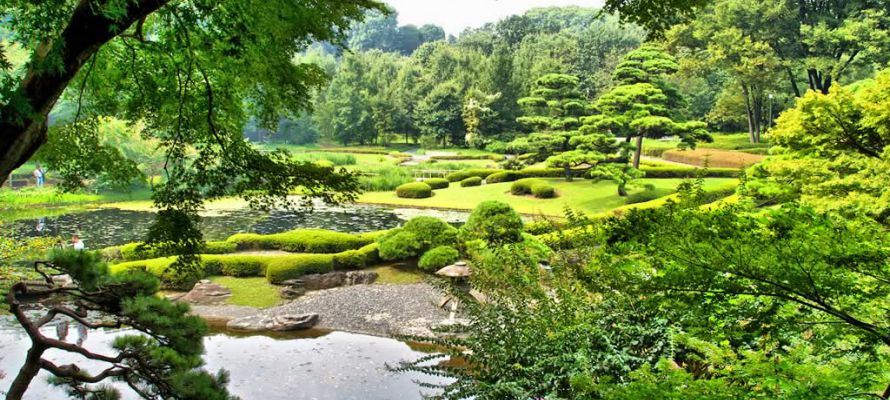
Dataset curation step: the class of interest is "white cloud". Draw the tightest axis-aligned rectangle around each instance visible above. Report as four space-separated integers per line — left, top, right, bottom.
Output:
385 0 606 35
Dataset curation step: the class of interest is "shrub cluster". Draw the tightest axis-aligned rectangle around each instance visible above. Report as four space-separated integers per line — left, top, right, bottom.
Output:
228 229 375 253
378 216 458 261
103 241 237 262
531 182 556 198
418 246 460 272
624 189 662 205
423 178 450 189
511 179 557 198
264 254 335 283
461 176 482 187
396 182 433 198
332 243 380 270
459 201 524 245
445 169 501 182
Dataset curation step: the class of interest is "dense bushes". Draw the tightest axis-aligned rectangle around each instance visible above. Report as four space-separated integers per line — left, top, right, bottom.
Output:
461 176 482 187
460 201 524 245
418 246 460 271
378 216 458 261
423 178 450 189
264 254 335 283
625 189 662 205
445 169 501 182
430 154 505 161
396 182 433 198
511 178 557 198
102 240 237 262
486 171 524 183
228 229 374 253
510 179 537 195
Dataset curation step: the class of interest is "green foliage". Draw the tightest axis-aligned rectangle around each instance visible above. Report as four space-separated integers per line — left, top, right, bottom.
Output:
624 187 661 204
228 229 374 253
459 201 524 245
530 181 557 198
444 168 501 182
423 178 450 189
359 165 414 192
417 246 460 272
217 259 263 277
485 171 524 183
377 216 458 261
264 254 335 283
510 178 544 196
460 176 482 187
395 182 433 198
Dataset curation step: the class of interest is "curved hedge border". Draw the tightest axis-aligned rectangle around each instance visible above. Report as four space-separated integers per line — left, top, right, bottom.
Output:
511 178 557 199
101 241 236 262
423 178 450 189
486 171 524 183
396 182 433 198
461 176 482 187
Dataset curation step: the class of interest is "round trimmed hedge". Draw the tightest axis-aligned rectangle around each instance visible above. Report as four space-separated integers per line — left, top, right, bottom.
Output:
396 182 433 198
486 171 524 183
510 178 541 195
531 182 556 198
418 246 460 271
423 178 450 189
461 176 482 187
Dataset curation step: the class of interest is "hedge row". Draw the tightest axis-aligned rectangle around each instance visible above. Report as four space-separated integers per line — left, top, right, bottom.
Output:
396 182 433 198
445 167 570 183
228 229 379 253
430 154 505 162
640 165 740 178
110 242 383 284
102 240 237 262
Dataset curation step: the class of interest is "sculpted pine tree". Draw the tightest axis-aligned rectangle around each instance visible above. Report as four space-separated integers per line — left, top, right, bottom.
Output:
5 250 234 400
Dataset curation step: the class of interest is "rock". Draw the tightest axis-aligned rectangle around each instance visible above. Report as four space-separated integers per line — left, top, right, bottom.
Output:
344 271 378 285
227 313 319 331
279 286 306 300
278 271 378 293
176 280 232 305
51 274 74 288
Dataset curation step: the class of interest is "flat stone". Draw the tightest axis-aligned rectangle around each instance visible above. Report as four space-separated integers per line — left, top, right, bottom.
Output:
177 281 232 305
226 313 319 332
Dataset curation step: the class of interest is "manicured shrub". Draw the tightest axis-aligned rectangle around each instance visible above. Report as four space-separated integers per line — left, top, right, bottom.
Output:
486 171 524 183
511 178 543 195
461 176 482 187
377 217 458 261
531 182 556 198
218 258 264 277
227 229 372 253
265 254 334 283
356 242 380 265
460 201 524 245
625 189 662 205
205 241 237 254
423 178 450 189
523 220 563 235
444 169 500 182
518 167 564 178
396 182 433 198
418 246 460 272
377 230 424 261
521 233 554 263
333 249 365 270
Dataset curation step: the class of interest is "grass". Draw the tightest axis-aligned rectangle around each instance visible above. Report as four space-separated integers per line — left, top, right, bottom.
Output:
0 188 154 222
662 148 764 168
207 276 282 308
367 264 426 284
642 133 771 157
358 178 738 217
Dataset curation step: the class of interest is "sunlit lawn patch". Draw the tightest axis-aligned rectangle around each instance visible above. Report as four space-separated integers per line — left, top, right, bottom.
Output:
208 276 282 308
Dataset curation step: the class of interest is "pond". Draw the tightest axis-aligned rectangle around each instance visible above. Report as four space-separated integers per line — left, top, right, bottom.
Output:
0 317 449 399
2 203 470 249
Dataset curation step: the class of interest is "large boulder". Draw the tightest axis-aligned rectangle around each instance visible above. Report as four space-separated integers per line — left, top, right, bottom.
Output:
226 313 319 332
279 271 378 295
176 280 232 305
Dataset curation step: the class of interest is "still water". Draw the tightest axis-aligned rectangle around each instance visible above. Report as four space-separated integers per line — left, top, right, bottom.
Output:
3 204 469 249
0 317 449 399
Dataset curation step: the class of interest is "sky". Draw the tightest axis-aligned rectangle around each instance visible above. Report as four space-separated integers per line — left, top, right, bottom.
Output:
385 0 606 35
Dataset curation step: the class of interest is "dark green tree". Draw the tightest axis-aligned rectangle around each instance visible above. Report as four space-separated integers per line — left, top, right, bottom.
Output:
415 81 466 147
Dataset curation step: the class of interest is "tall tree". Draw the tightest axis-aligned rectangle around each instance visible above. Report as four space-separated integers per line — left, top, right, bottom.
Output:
415 81 466 147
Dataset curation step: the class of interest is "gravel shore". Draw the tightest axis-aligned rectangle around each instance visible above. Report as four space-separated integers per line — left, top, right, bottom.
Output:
191 283 458 338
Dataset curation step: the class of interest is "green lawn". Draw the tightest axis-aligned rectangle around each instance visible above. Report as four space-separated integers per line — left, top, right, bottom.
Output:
358 178 738 217
208 276 282 308
368 264 426 284
643 133 771 156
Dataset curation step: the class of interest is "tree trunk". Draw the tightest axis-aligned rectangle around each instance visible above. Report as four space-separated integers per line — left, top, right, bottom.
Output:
5 344 46 400
741 84 757 144
632 136 643 169
617 181 627 197
564 166 572 182
752 89 763 144
0 0 171 184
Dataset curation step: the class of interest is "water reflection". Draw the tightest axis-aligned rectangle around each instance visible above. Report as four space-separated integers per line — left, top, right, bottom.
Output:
0 318 448 399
